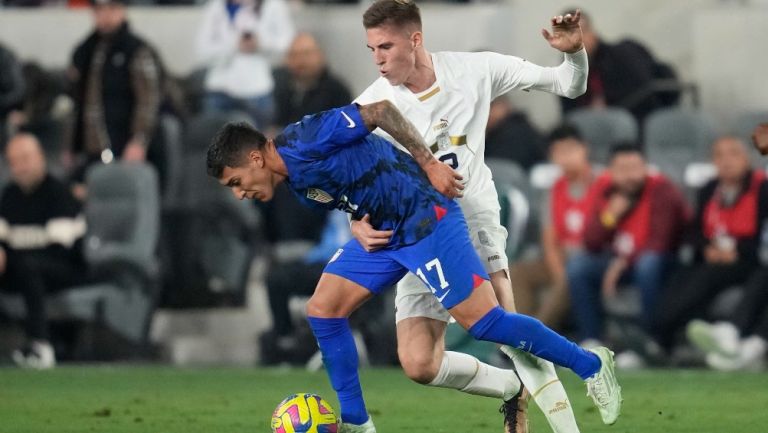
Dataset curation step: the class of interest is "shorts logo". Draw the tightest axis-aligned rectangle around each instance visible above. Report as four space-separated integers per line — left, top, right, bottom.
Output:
307 188 334 204
329 248 344 263
478 230 495 247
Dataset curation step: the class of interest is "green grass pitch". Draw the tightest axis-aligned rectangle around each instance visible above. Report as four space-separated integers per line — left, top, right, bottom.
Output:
1 366 767 432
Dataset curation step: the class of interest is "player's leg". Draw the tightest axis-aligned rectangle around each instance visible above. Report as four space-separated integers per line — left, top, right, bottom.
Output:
401 204 621 424
305 241 407 432
449 281 621 425
490 269 581 433
473 214 581 433
394 288 521 401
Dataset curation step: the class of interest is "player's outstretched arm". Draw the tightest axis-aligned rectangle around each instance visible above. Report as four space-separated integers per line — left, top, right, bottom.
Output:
492 10 587 99
357 100 464 198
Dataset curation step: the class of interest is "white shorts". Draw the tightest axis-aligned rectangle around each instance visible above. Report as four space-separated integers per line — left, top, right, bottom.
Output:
394 209 509 323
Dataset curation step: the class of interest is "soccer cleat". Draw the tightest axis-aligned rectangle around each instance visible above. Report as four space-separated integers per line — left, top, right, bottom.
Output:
499 386 530 433
686 320 740 357
12 340 56 370
339 416 376 433
705 336 767 372
585 347 622 425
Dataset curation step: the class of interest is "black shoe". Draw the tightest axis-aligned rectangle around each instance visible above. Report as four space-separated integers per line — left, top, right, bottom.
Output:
500 386 530 433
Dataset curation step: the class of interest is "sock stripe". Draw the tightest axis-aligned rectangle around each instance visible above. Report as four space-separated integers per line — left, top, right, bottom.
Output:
531 378 562 399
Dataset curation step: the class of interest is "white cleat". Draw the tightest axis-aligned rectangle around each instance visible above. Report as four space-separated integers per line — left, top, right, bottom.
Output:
686 320 740 357
705 336 767 372
12 340 56 370
585 347 622 425
339 416 376 433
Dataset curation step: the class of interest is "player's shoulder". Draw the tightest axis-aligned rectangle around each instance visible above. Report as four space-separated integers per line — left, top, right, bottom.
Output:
433 51 507 80
355 77 393 105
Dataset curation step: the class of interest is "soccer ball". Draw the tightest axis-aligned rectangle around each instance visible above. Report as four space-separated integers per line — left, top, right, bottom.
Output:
271 393 339 433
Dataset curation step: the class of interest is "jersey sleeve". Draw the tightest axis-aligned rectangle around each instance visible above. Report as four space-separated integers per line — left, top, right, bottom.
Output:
483 50 588 100
290 103 371 154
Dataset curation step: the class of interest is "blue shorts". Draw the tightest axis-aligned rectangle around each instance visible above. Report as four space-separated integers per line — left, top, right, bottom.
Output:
323 202 489 309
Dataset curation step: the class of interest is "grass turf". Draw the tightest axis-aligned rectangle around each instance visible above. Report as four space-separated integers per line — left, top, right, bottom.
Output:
0 366 767 432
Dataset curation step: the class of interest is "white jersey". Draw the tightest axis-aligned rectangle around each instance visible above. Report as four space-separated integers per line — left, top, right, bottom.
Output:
355 50 588 218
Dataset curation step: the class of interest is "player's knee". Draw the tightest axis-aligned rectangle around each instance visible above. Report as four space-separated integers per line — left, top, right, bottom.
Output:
398 350 440 384
305 296 340 318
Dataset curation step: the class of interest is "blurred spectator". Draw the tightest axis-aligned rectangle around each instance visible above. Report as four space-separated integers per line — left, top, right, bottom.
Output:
567 143 688 344
654 137 768 350
753 123 768 156
685 268 768 371
0 133 86 369
511 125 607 331
559 9 679 123
7 63 69 172
272 32 352 128
68 0 164 198
196 0 294 128
0 42 25 148
260 210 351 364
484 96 546 172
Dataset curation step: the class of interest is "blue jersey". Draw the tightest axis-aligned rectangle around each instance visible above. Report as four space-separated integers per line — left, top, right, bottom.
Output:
275 103 451 247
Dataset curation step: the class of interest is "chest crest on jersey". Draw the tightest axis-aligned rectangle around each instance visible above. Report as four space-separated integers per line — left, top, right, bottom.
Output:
433 118 452 152
306 188 334 204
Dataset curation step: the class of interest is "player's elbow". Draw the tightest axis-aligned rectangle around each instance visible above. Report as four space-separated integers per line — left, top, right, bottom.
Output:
358 99 398 131
563 81 587 99
368 99 398 119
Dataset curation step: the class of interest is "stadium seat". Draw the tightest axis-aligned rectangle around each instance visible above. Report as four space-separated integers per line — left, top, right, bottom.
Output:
0 163 161 344
644 108 718 185
566 107 639 164
159 114 183 206
183 111 252 152
732 110 768 161
485 158 531 260
160 113 260 307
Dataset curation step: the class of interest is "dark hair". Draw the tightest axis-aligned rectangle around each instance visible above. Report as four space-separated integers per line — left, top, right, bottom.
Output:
206 121 267 179
547 123 583 144
363 0 422 31
608 142 644 161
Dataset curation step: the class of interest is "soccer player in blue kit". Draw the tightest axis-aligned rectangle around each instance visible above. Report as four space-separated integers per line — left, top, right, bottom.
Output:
206 100 622 432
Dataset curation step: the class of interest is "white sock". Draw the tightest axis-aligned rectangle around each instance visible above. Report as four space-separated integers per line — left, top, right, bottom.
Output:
501 346 581 433
428 351 521 400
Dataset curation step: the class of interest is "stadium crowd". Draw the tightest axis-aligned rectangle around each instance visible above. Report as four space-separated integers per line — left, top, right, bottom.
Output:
0 0 767 375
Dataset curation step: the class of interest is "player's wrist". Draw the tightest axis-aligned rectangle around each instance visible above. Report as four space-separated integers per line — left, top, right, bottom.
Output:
564 45 586 56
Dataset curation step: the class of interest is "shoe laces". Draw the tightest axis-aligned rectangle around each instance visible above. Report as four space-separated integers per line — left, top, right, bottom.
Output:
499 394 521 423
587 377 609 407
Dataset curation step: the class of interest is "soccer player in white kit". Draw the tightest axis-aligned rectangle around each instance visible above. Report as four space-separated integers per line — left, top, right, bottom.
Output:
349 2 608 433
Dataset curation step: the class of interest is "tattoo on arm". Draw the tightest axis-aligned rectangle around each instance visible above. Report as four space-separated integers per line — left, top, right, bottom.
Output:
357 100 435 167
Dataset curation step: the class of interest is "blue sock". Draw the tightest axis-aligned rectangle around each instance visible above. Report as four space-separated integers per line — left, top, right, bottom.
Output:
307 316 368 425
468 306 601 380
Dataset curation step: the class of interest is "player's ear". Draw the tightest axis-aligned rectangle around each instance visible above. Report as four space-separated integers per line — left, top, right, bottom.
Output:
411 31 423 49
248 149 265 168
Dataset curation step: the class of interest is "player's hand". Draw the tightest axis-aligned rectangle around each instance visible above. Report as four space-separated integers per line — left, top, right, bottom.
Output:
601 257 627 298
542 9 584 54
752 123 768 155
123 138 147 162
351 214 393 252
425 159 464 199
605 193 631 220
